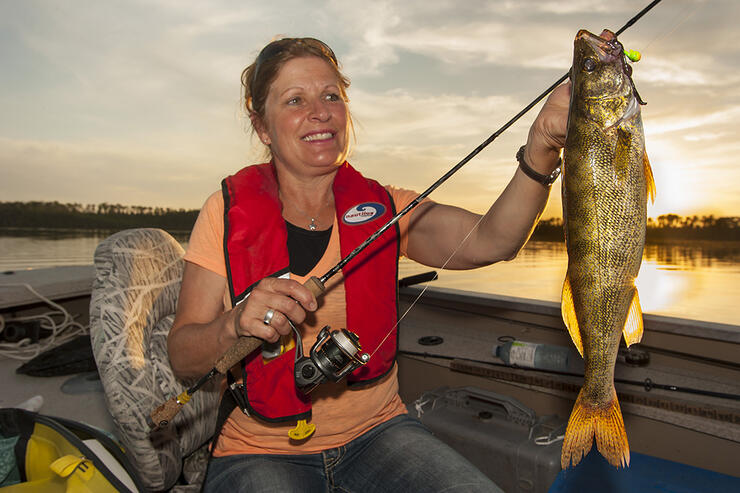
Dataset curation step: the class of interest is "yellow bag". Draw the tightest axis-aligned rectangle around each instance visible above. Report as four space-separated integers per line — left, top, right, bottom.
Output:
0 408 143 492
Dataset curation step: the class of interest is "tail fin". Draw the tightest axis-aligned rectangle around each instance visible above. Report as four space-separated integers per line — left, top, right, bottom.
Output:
561 387 630 469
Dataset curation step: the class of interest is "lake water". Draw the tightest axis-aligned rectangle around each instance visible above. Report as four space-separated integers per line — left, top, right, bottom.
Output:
1 230 739 327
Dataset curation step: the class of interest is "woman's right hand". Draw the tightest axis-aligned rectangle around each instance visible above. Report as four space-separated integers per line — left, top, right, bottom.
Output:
168 262 318 378
231 277 318 342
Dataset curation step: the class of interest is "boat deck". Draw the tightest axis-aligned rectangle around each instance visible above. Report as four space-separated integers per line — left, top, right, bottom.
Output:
397 285 740 477
0 266 115 432
1 267 739 479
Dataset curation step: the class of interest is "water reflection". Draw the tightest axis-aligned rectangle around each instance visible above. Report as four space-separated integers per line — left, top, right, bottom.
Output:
0 229 189 271
643 242 740 269
0 228 190 242
512 240 740 269
2 231 739 326
401 240 740 326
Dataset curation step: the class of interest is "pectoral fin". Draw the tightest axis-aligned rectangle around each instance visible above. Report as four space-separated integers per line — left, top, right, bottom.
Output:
561 274 584 357
623 289 644 346
644 152 656 204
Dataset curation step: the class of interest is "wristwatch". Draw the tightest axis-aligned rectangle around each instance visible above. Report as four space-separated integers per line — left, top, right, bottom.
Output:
516 145 561 187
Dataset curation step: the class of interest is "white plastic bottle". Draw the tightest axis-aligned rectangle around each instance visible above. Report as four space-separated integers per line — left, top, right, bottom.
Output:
495 340 571 372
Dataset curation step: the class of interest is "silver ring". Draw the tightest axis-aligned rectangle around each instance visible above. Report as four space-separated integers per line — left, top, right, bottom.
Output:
263 309 275 325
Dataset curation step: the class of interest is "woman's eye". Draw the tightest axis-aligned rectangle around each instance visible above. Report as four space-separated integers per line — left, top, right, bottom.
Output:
325 93 341 102
583 58 597 72
287 96 301 105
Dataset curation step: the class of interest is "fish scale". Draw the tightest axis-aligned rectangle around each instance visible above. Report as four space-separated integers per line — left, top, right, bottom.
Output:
560 28 655 469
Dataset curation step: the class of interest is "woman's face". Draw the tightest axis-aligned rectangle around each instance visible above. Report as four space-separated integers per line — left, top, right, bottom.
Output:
256 56 349 176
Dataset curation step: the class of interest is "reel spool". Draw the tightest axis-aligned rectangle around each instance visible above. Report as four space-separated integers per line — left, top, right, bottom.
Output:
293 326 370 393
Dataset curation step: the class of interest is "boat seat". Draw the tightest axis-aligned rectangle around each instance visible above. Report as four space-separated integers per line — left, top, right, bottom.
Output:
89 228 219 492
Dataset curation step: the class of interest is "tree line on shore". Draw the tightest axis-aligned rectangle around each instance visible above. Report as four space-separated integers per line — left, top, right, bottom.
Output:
1 201 738 242
533 214 740 242
0 201 198 232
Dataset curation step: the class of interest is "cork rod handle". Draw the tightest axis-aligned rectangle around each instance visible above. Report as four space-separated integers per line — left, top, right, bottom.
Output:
149 276 326 430
214 276 325 371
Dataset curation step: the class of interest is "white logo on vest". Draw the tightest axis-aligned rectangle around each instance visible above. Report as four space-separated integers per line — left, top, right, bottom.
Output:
342 202 386 225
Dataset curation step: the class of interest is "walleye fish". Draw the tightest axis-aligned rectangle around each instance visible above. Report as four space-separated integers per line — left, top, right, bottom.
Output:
560 29 656 469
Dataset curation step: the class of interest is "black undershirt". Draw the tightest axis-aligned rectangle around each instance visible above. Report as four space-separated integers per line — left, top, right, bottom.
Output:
285 221 332 276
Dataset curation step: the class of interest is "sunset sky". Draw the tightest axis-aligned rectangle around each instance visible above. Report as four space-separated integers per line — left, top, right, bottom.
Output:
1 0 738 219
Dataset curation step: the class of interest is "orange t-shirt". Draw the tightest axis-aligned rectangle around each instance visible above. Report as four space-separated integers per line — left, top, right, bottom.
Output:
184 185 423 456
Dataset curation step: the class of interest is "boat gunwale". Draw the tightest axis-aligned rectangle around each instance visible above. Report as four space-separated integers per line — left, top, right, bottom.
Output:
400 285 740 345
3 266 738 344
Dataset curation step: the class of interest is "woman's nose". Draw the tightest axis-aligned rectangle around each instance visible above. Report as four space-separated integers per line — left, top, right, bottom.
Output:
309 99 330 121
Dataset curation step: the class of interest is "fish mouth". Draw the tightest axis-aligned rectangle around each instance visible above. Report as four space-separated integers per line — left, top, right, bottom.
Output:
576 29 622 64
575 29 645 106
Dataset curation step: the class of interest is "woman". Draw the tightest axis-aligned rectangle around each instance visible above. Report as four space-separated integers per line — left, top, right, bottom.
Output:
168 37 568 492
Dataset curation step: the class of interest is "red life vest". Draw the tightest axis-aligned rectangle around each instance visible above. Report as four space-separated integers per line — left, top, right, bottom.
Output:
221 162 399 423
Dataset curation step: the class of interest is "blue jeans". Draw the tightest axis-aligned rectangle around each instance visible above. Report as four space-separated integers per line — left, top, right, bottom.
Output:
203 413 503 492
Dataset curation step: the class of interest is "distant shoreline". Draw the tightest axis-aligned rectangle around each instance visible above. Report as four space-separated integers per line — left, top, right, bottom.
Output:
2 227 738 247
533 216 740 243
1 201 738 243
0 201 198 233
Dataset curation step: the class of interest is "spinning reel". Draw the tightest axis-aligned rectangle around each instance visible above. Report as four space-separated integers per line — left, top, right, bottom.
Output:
291 324 370 393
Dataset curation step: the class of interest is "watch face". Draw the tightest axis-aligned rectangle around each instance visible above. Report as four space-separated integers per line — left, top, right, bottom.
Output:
546 166 562 186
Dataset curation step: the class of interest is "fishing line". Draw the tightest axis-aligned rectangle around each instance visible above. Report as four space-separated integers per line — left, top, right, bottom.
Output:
642 0 700 51
369 211 489 358
362 0 665 358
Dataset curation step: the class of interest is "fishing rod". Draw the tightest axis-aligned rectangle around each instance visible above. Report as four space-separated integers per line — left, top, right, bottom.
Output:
317 0 664 286
401 350 740 402
149 0 665 429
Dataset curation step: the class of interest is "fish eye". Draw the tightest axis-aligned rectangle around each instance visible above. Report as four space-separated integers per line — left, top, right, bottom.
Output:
583 58 597 73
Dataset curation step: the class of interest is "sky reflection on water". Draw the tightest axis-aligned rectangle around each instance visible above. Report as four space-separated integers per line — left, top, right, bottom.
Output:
400 240 740 327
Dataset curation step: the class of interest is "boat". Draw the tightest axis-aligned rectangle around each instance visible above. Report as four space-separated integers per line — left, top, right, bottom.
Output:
396 284 740 479
1 256 739 491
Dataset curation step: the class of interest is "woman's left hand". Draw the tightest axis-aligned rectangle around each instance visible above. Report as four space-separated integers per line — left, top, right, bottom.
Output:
523 81 571 175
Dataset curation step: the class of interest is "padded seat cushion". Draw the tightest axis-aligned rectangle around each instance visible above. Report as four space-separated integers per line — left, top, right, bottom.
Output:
89 228 219 491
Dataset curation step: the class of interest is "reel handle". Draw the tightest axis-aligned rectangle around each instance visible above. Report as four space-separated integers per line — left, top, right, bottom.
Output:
214 276 326 372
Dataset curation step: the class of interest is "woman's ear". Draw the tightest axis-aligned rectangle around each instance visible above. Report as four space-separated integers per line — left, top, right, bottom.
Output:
250 113 271 146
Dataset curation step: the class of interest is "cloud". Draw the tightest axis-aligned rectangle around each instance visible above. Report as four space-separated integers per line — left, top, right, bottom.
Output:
683 132 726 142
0 137 256 209
637 55 740 88
351 88 524 144
345 87 539 213
1 0 739 218
331 0 661 76
645 105 740 136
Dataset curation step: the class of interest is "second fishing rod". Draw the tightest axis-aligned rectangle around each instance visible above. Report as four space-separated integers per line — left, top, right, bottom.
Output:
149 0 664 429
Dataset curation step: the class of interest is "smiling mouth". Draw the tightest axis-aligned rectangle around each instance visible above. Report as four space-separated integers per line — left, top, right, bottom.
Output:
302 132 334 142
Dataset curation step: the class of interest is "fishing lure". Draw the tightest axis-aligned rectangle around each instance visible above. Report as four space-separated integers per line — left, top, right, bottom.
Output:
624 49 642 62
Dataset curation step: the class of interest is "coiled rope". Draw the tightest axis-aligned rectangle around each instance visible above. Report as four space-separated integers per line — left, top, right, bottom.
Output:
0 283 88 361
